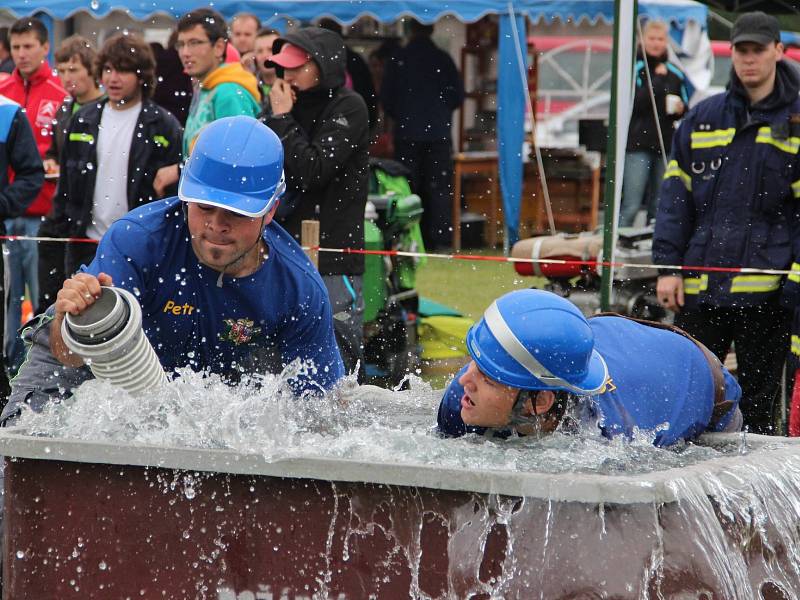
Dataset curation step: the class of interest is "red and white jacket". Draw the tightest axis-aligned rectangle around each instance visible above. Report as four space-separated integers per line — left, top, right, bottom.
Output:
0 62 66 217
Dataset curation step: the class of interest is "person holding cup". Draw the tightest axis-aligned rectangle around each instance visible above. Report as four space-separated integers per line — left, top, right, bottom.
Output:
619 19 689 228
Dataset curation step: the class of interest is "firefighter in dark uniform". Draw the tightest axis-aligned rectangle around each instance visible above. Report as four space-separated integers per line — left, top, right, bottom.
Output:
653 12 800 434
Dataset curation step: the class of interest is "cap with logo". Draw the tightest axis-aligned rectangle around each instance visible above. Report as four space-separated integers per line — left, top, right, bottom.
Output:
731 11 781 46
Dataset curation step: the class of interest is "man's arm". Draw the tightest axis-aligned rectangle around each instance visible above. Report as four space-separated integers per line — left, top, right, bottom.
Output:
152 109 184 198
0 107 44 218
653 114 697 310
780 149 800 309
266 92 368 194
280 285 345 395
441 53 465 111
2 309 93 426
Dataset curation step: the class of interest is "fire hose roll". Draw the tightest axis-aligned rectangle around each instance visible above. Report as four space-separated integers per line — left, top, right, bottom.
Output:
61 286 167 394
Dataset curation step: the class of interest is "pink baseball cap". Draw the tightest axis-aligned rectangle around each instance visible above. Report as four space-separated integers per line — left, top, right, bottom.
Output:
268 43 311 69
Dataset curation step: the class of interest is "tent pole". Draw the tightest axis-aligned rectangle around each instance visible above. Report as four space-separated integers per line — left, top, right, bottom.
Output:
600 0 637 311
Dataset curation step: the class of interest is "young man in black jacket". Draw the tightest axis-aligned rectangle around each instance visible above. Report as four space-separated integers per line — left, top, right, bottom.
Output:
45 32 182 301
380 21 464 250
619 19 689 227
262 27 369 376
37 35 104 319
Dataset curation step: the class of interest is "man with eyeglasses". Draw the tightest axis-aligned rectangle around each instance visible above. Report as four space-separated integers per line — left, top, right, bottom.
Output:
175 8 260 157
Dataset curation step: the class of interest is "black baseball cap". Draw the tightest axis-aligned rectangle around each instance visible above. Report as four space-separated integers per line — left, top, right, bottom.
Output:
731 11 781 46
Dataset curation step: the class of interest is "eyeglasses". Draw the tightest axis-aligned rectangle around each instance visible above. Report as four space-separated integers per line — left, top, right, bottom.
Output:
175 39 212 51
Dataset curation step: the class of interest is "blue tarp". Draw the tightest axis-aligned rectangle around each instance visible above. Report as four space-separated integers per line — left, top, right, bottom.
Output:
6 0 708 244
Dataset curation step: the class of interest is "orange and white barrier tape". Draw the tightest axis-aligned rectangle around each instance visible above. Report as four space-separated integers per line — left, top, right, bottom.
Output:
2 234 798 278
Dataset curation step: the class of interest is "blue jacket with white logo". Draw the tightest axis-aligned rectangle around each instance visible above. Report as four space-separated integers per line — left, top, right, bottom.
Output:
82 197 344 394
653 61 800 308
0 94 44 232
437 316 741 447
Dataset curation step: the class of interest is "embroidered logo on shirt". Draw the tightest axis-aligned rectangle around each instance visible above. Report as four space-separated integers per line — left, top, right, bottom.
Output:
35 99 59 130
220 318 262 345
332 114 349 128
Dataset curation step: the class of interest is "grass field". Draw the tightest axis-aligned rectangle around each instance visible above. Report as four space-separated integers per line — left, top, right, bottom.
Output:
415 249 544 319
412 248 545 387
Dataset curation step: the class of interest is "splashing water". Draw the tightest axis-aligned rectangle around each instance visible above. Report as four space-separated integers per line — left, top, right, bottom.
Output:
7 366 767 475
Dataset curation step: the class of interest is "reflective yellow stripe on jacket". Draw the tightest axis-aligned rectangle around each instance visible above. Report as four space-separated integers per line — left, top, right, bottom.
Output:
690 128 735 149
664 159 691 191
68 132 94 143
729 274 782 293
793 179 800 199
790 262 800 284
683 274 708 295
755 127 800 155
792 334 800 357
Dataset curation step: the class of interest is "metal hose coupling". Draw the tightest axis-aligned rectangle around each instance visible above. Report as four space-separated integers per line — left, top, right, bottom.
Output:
61 286 167 394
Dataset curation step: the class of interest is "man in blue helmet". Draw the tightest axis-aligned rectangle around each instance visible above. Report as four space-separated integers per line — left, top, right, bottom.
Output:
437 290 743 447
2 116 344 422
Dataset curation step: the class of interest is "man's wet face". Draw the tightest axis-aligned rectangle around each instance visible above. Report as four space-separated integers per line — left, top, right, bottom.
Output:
458 361 519 427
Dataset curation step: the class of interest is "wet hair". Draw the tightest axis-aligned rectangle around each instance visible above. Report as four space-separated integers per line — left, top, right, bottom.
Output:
55 35 98 81
9 17 49 46
232 13 261 30
96 32 156 99
0 28 10 54
256 27 281 39
177 8 228 44
515 389 575 431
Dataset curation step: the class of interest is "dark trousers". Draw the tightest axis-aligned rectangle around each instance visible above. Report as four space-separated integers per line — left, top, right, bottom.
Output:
675 303 791 434
394 139 454 249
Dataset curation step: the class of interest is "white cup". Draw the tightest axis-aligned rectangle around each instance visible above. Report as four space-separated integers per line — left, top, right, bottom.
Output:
665 94 683 116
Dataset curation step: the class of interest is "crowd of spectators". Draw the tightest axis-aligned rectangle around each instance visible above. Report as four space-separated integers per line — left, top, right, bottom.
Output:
0 12 464 398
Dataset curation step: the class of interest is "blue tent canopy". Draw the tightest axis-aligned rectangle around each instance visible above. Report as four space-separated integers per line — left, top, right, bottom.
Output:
4 0 708 26
4 0 708 246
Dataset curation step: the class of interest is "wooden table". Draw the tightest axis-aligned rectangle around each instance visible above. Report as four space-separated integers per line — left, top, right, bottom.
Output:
452 151 499 251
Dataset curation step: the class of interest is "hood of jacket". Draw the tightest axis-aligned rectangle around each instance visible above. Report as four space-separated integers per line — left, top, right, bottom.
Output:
274 28 346 91
201 62 260 102
728 59 800 112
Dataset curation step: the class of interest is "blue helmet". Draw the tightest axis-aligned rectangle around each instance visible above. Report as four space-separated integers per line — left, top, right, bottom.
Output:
466 289 608 395
179 116 286 217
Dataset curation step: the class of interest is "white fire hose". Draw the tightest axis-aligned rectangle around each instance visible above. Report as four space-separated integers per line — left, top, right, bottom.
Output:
61 287 166 394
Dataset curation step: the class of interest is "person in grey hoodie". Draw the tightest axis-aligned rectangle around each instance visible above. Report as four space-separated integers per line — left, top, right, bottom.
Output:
262 27 369 378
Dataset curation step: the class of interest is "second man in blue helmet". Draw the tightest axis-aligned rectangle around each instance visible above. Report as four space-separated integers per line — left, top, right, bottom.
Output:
3 116 344 421
437 289 743 447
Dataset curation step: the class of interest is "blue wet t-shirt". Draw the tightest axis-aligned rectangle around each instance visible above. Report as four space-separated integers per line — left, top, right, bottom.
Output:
83 197 344 394
437 316 741 447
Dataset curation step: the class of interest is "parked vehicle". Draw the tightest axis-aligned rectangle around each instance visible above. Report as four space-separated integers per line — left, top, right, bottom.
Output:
531 35 800 149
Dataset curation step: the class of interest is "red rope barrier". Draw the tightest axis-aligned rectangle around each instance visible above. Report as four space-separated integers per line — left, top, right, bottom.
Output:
1 235 797 277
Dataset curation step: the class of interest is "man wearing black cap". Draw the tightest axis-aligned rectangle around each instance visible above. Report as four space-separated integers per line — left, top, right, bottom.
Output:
653 11 800 435
260 27 369 378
